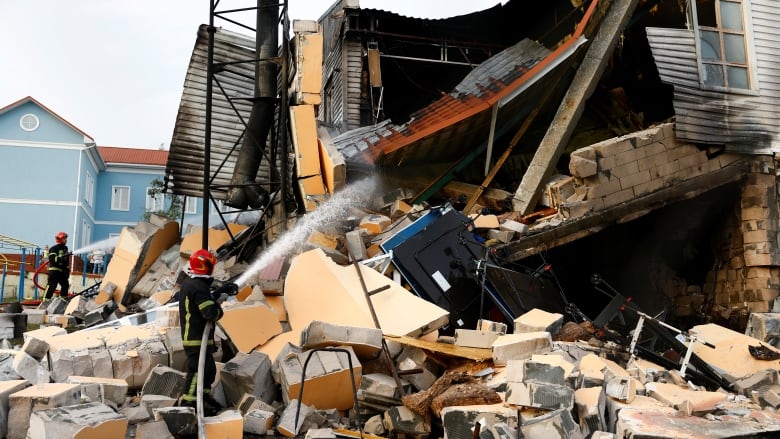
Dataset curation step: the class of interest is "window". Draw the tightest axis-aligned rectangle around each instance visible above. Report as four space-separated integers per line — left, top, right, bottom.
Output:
111 186 130 211
84 173 94 206
210 199 224 214
185 196 198 214
694 0 752 90
81 221 91 249
145 187 163 212
20 114 39 131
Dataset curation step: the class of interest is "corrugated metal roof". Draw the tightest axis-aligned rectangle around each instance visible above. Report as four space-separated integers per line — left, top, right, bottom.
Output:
167 25 265 199
333 35 587 168
98 146 168 167
646 1 780 154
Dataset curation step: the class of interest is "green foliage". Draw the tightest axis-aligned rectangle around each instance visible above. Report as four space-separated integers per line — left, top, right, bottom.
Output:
143 178 183 221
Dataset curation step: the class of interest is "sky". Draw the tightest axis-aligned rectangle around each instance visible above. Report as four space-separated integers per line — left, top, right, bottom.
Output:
1 0 502 150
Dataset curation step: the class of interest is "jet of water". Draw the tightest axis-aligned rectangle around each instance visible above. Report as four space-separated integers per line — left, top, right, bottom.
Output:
233 177 377 288
71 236 120 255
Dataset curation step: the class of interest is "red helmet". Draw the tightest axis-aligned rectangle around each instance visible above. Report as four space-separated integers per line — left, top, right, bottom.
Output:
55 232 68 244
189 249 216 275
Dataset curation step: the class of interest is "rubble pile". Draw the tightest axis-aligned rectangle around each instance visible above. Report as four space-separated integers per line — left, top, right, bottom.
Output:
1 199 780 438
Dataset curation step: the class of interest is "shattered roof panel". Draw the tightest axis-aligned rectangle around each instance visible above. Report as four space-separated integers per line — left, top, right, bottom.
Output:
333 36 587 168
166 25 262 199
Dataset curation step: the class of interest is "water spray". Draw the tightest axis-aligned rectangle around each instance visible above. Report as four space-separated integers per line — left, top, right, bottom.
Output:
71 236 119 255
233 177 377 288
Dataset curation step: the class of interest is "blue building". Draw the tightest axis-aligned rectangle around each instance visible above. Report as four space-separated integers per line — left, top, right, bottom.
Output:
0 96 203 253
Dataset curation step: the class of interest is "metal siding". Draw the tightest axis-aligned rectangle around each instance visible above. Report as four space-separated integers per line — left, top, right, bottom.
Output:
322 37 345 128
647 17 780 153
168 25 274 200
344 39 363 131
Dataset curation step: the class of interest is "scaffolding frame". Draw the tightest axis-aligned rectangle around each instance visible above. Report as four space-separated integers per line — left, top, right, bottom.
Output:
200 0 292 251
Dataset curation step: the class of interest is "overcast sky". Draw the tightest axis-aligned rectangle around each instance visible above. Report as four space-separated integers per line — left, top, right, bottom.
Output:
1 1 501 149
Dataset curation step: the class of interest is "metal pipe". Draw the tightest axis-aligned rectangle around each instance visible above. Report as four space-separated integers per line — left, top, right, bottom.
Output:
203 0 217 250
226 0 279 210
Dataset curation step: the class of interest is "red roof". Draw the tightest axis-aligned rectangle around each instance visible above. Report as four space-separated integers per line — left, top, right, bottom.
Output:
98 146 168 166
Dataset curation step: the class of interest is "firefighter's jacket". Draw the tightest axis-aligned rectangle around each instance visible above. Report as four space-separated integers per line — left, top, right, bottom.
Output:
48 243 70 273
179 275 223 347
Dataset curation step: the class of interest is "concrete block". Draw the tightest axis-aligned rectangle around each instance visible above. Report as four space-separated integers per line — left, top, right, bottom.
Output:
96 220 181 309
84 301 118 327
470 214 500 229
119 404 151 424
605 376 636 403
161 328 186 371
690 323 780 381
569 155 598 178
317 127 346 195
152 406 197 437
221 351 276 407
359 214 391 234
733 369 777 397
135 419 174 439
454 329 501 348
305 427 337 439
491 332 552 366
500 219 528 234
141 394 177 413
487 229 514 243
0 381 29 438
645 382 726 412
105 327 169 389
22 309 46 325
218 301 283 353
519 407 580 438
300 320 383 360
46 330 113 383
616 406 780 438
140 365 186 400
12 351 48 385
384 405 430 439
440 404 518 439
397 356 438 392
7 383 81 439
21 333 50 362
277 399 313 437
204 409 243 438
277 346 362 410
505 382 574 410
744 312 780 344
244 408 276 435
46 297 68 315
574 386 606 435
345 230 369 261
524 360 565 385
358 373 406 410
514 309 563 334
27 401 127 438
64 294 89 320
477 319 508 334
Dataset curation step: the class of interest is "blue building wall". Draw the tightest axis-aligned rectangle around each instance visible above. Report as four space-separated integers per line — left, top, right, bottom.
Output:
1 97 204 250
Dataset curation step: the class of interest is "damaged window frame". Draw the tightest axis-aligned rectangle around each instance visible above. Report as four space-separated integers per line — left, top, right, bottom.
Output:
691 0 759 93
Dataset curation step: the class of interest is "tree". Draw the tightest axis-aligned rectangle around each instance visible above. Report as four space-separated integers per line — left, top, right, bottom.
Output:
144 178 183 221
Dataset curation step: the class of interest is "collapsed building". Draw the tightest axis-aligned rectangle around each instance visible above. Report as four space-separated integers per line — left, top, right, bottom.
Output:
3 0 780 437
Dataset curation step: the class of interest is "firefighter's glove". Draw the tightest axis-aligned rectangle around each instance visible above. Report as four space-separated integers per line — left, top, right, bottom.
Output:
212 282 239 302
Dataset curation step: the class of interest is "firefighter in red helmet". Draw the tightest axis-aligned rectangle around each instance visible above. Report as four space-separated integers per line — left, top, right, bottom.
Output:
45 232 70 300
177 249 236 415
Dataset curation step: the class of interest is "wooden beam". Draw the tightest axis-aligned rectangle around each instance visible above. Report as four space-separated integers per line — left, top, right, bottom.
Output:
511 0 640 215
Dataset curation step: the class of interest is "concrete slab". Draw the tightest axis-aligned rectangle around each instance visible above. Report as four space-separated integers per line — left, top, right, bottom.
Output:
219 301 283 353
258 249 449 360
27 401 127 438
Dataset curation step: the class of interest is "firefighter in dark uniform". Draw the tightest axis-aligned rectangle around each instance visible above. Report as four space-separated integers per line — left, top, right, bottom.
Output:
178 248 234 415
45 232 70 300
